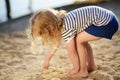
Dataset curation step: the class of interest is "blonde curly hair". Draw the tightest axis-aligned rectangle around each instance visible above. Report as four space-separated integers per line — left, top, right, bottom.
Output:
30 9 66 45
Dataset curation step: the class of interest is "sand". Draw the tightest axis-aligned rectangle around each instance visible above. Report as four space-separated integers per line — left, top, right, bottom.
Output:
0 1 120 80
0 24 120 80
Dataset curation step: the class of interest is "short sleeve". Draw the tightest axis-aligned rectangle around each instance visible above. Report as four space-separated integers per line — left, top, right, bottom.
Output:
62 28 77 44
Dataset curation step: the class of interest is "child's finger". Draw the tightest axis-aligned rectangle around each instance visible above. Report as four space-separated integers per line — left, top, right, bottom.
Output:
39 68 45 75
40 67 48 74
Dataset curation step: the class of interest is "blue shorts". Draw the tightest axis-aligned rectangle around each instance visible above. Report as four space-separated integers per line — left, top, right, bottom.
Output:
85 15 119 39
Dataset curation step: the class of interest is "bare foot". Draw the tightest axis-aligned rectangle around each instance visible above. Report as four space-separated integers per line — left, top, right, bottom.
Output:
79 71 88 78
88 65 98 72
67 71 88 78
65 68 78 77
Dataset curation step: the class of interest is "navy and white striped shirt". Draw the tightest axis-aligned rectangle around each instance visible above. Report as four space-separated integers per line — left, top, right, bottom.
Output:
62 6 114 43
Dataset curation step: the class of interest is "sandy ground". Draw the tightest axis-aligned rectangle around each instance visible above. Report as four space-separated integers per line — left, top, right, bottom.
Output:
0 1 120 80
0 28 120 80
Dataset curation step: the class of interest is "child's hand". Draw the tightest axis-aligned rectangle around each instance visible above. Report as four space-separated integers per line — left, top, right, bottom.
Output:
39 62 49 75
42 61 50 70
40 62 49 75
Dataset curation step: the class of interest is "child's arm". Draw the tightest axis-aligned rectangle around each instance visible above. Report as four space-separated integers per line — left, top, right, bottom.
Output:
42 42 60 70
42 48 57 69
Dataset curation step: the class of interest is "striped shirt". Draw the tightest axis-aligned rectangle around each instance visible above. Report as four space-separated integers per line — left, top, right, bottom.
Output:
62 6 114 43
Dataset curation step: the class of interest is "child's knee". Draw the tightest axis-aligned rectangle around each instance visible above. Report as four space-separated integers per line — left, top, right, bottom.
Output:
76 31 101 43
76 35 87 44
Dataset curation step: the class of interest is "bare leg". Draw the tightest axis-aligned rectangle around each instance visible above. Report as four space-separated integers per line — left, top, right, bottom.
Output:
74 31 101 78
66 38 80 75
76 42 88 77
84 42 97 72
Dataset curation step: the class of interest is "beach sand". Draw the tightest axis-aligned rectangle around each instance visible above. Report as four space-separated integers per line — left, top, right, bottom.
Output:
0 28 120 80
0 1 120 80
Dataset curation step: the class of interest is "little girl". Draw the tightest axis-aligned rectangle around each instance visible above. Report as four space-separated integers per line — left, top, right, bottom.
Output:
30 6 119 78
